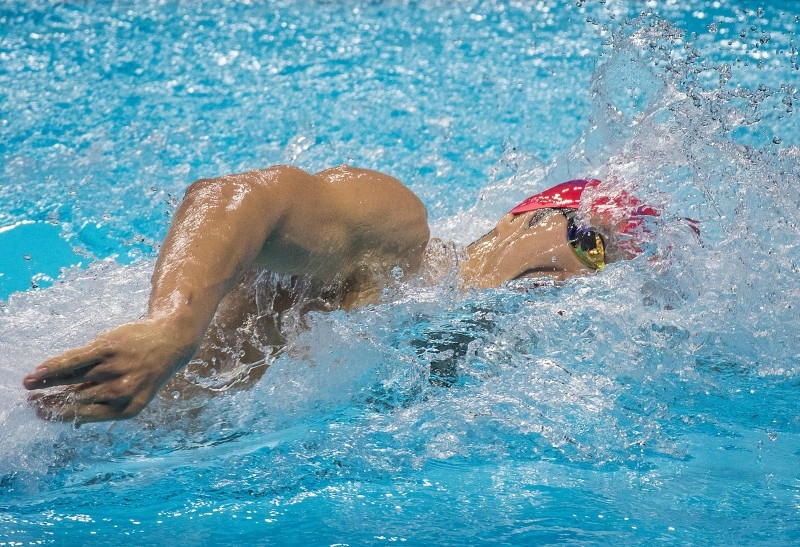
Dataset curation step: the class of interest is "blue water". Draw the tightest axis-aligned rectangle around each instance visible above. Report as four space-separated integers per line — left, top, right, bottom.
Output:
1 0 799 544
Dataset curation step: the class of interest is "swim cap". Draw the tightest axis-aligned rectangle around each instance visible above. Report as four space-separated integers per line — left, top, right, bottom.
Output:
510 178 659 225
509 179 599 215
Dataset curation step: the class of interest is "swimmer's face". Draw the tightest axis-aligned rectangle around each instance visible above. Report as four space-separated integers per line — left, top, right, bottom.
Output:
462 210 596 289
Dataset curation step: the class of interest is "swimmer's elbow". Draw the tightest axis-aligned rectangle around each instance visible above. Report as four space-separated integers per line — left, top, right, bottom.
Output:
182 176 227 202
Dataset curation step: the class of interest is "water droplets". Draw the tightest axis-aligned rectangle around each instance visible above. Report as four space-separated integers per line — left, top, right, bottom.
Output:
781 92 793 113
717 62 732 85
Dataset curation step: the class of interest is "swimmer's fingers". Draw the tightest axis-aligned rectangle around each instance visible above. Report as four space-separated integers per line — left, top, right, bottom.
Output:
29 394 128 424
28 382 143 424
27 389 83 422
25 319 197 422
23 342 115 390
61 404 129 425
27 388 86 422
71 380 133 409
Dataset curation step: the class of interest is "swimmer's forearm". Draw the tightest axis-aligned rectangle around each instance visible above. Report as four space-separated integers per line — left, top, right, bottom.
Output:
147 168 293 342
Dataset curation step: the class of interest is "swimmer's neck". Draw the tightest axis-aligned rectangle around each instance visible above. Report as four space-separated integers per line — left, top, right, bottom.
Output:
413 237 494 291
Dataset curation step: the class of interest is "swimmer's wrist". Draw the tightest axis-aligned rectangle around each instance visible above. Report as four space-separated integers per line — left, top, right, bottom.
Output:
148 289 220 337
146 306 210 351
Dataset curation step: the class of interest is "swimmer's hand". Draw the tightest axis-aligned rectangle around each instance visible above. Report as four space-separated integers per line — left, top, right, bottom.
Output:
23 317 198 424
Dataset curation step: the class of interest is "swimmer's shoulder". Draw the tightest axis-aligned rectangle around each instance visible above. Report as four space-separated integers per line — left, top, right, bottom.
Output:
315 164 406 192
315 164 427 218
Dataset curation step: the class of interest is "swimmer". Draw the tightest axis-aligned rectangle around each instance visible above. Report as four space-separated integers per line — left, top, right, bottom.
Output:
22 165 651 423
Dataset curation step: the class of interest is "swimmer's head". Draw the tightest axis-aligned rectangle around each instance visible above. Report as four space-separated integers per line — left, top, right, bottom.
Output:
509 179 660 263
462 179 659 288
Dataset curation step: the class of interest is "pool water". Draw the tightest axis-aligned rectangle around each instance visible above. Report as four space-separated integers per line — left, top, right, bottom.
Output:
1 0 799 544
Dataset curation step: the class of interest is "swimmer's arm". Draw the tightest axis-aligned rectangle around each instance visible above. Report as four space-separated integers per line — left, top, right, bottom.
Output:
22 166 309 422
147 167 300 340
24 165 430 423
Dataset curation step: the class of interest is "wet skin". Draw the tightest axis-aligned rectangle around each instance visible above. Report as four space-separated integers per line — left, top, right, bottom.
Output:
23 165 595 423
460 210 592 288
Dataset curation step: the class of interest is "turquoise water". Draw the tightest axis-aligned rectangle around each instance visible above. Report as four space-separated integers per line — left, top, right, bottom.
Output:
1 0 799 544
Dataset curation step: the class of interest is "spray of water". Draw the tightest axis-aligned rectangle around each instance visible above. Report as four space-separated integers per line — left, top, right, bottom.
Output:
0 9 798 542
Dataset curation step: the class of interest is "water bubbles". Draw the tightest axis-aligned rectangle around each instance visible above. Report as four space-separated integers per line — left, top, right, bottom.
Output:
780 90 793 111
708 23 718 33
718 62 732 85
284 134 314 163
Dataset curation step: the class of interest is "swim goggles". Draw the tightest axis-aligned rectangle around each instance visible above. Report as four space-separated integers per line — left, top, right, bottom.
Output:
564 211 605 270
